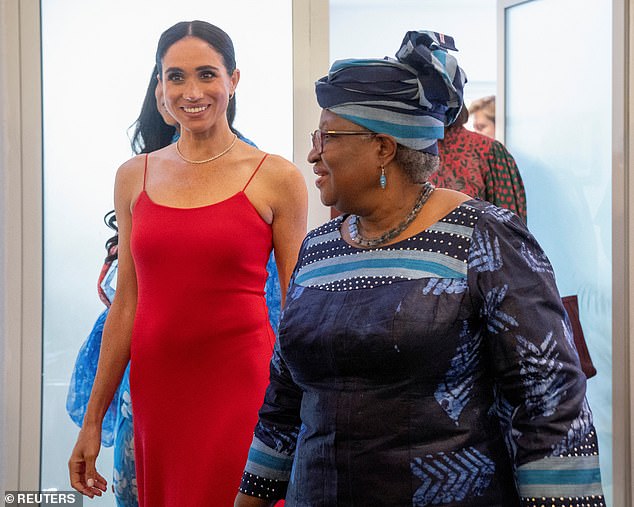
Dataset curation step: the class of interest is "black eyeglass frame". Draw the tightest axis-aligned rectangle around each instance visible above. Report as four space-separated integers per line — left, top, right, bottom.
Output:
310 129 377 154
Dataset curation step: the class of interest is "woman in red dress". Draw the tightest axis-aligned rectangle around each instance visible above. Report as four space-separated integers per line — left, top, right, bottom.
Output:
69 20 307 506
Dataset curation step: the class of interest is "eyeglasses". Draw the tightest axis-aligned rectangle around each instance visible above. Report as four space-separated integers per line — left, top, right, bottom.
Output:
310 129 376 154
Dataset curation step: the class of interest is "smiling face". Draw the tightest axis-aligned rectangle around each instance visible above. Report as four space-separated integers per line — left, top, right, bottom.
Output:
308 109 380 211
159 36 238 134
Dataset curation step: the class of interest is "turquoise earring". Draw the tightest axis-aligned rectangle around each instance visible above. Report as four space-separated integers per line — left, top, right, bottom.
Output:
380 165 387 189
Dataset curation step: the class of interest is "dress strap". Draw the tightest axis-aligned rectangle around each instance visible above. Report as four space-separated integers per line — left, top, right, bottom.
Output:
242 154 269 192
143 153 149 191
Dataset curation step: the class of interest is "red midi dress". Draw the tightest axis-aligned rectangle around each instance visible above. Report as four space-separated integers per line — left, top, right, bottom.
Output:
129 153 276 506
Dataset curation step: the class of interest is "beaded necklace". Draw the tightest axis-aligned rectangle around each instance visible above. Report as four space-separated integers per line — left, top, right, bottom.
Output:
348 182 435 248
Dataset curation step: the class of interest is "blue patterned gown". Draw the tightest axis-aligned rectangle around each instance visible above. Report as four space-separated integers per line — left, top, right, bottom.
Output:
239 200 604 507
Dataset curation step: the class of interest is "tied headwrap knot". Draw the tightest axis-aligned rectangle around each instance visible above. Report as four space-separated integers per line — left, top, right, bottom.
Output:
315 30 467 154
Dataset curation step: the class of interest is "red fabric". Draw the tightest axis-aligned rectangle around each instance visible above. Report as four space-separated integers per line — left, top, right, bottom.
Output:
129 156 275 506
433 125 527 222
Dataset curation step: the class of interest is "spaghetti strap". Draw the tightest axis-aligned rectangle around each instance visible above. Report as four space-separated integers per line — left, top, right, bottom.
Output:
242 154 269 192
143 153 149 191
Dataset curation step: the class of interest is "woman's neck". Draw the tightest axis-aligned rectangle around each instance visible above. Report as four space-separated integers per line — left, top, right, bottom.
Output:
352 183 425 237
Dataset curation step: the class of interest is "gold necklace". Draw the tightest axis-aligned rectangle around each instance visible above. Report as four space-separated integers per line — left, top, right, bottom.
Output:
175 134 238 164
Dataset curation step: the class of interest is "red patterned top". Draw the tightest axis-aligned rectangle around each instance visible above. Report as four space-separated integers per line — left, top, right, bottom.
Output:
431 125 527 222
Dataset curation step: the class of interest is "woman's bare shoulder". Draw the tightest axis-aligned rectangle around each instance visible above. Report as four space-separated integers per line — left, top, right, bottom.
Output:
114 154 148 203
259 153 304 185
116 153 146 179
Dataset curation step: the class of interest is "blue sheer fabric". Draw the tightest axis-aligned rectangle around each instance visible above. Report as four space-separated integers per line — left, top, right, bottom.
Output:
66 309 121 447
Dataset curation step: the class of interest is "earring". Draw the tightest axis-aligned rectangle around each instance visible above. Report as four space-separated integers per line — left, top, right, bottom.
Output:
229 92 235 100
379 165 387 189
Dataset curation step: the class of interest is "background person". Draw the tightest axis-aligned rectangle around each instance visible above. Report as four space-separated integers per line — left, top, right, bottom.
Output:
69 20 307 506
468 94 495 138
235 30 603 506
431 105 527 221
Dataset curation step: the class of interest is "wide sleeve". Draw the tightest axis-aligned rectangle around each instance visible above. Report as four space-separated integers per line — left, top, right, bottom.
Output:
467 205 604 506
483 141 527 222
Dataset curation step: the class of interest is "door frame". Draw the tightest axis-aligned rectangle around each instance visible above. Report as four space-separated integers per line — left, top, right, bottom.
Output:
497 0 633 503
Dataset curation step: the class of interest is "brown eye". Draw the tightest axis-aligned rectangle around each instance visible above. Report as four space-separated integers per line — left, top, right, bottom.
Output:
167 72 184 82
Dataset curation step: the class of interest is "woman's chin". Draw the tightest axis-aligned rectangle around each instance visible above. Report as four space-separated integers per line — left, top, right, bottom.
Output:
318 189 335 208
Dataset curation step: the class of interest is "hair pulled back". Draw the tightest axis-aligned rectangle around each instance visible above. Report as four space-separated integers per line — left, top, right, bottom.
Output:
155 20 236 76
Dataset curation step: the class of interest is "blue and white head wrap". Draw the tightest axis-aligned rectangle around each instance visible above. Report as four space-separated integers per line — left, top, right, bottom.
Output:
315 30 467 155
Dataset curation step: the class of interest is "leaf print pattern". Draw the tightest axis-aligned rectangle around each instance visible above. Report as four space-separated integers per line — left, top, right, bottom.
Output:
270 340 283 374
255 420 300 456
490 386 521 462
483 204 515 223
519 242 554 275
423 278 468 296
411 447 495 505
561 317 575 350
516 333 567 418
483 285 519 334
468 228 503 273
288 285 305 301
435 321 482 424
551 399 594 456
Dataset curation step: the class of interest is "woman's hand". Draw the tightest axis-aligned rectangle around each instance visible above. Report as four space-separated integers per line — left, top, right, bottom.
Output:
68 423 108 498
234 492 277 507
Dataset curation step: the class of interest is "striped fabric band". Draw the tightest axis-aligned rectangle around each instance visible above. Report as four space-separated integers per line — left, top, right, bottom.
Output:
517 455 603 497
315 30 467 154
304 229 341 250
295 249 469 287
244 436 294 481
427 221 474 239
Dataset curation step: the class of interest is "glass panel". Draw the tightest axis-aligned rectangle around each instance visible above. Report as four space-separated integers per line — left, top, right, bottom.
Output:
505 0 613 503
40 2 292 504
330 0 497 108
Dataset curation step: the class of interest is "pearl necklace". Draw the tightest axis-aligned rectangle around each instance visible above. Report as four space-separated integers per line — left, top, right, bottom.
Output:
348 182 435 248
175 134 238 164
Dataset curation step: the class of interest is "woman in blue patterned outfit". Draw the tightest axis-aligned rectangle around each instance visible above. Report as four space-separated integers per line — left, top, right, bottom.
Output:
235 30 604 507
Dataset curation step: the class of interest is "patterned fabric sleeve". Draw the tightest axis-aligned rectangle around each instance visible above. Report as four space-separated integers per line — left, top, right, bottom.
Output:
483 141 527 222
238 244 307 501
467 205 604 506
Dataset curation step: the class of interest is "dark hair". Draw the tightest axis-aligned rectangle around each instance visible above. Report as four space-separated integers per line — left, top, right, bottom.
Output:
103 210 118 263
129 65 177 155
156 20 236 75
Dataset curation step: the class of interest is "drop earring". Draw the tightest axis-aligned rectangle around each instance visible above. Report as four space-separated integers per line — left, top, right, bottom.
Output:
379 164 387 189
